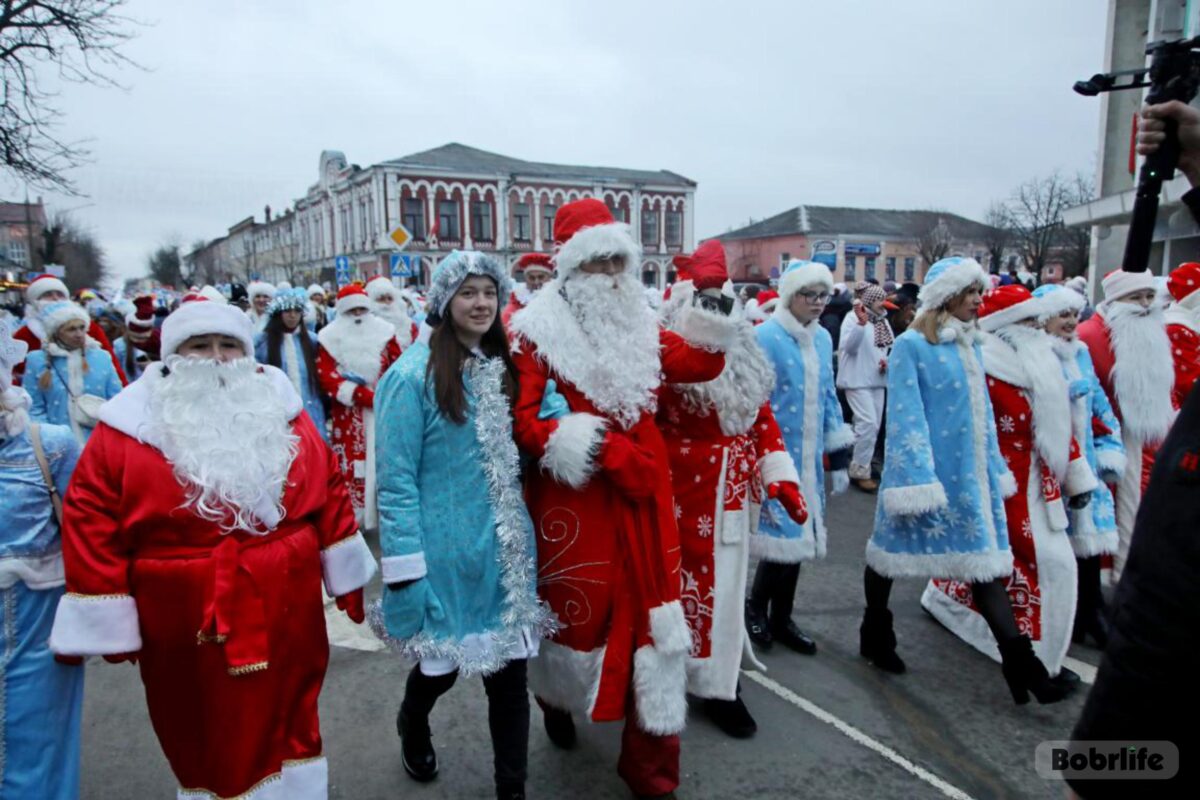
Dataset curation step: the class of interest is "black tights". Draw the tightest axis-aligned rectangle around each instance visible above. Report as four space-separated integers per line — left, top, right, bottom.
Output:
402 659 530 789
750 561 801 628
863 566 1019 641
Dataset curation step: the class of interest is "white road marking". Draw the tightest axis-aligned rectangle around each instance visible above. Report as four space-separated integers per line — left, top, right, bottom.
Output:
1061 655 1097 685
742 669 977 800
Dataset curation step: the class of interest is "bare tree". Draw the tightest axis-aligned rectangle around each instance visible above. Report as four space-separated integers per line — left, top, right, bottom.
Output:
982 202 1013 274
1058 174 1094 279
1005 172 1079 282
916 214 954 268
40 211 107 287
1 1 141 193
146 242 183 288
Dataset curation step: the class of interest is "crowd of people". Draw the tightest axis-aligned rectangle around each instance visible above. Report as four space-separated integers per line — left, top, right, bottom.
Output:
2 118 1199 799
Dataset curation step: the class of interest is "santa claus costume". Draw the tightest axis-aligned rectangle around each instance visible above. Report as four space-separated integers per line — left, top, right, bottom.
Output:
48 299 377 800
1165 261 1200 407
366 275 418 348
113 295 160 382
744 289 779 325
246 281 277 332
502 253 554 329
316 285 403 529
1077 269 1176 579
922 285 1098 683
508 198 734 798
13 274 126 386
657 242 807 739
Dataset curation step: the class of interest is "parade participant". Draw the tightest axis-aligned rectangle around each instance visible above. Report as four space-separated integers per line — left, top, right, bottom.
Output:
48 298 377 800
1077 269 1176 579
25 301 123 444
508 198 734 799
745 289 778 325
0 320 83 800
255 290 328 442
13 274 125 385
306 284 330 331
1165 262 1200 407
114 295 158 382
1032 283 1125 650
922 285 1097 686
502 253 554 328
658 241 807 739
374 251 551 800
229 282 250 313
747 260 853 655
246 280 276 331
861 258 1070 704
366 275 418 347
317 284 403 528
837 282 895 493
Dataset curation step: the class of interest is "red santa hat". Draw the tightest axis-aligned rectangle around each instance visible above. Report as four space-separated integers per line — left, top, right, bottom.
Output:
671 252 695 285
756 289 780 313
161 297 255 358
1100 268 1157 303
126 295 156 336
551 198 640 281
25 274 69 303
516 252 554 277
677 241 730 293
365 275 396 301
978 285 1041 332
1167 262 1200 305
335 284 371 314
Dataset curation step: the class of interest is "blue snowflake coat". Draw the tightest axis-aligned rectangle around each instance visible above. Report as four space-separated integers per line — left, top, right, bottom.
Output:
865 325 1016 581
752 312 853 562
254 331 328 442
24 345 123 444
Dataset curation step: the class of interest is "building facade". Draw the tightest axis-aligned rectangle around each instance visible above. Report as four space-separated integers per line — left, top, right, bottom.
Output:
0 198 46 275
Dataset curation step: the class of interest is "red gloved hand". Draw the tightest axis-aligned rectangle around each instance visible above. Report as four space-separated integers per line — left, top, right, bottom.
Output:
54 654 84 666
356 386 375 408
336 588 365 624
769 481 809 525
853 303 869 325
103 652 139 665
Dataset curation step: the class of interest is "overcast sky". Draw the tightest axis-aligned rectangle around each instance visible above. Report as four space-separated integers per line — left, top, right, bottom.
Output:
3 0 1107 286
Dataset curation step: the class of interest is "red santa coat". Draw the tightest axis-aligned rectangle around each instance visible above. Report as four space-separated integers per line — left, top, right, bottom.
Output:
48 366 377 799
509 296 730 736
1165 308 1200 408
13 318 128 385
316 315 403 530
500 291 525 330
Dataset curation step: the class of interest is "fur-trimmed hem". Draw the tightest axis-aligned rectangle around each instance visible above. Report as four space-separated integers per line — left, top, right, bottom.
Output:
674 303 737 351
1064 456 1099 498
1069 527 1119 558
633 644 688 736
381 552 427 583
526 639 604 720
748 533 811 564
320 532 377 596
49 593 142 656
758 450 799 487
551 221 641 280
1095 448 1126 480
998 471 1018 499
864 540 1014 582
177 754 327 800
823 423 854 453
649 600 691 655
881 481 948 517
335 380 358 407
540 412 606 488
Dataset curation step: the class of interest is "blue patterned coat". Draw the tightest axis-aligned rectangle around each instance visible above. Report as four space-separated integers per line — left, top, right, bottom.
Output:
1057 339 1123 557
25 343 123 444
753 311 854 562
865 324 1017 581
254 330 328 442
373 344 549 675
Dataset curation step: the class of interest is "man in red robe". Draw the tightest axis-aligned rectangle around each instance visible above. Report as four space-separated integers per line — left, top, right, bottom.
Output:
502 252 554 329
13 273 126 385
509 198 735 799
1165 261 1200 408
316 284 403 529
49 298 376 799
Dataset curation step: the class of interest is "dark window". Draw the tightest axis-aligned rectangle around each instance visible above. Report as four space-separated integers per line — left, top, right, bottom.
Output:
885 257 896 281
642 268 658 287
904 257 916 281
865 257 877 281
608 201 628 223
641 209 658 246
470 201 493 242
513 203 531 241
402 198 425 239
541 204 557 241
845 255 857 281
781 252 791 265
438 200 460 241
665 210 683 246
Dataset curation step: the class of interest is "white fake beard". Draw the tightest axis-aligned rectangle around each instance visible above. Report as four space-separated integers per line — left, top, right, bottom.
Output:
318 312 395 383
673 320 774 435
992 325 1072 479
561 271 662 429
372 301 411 334
1104 301 1176 444
146 356 298 534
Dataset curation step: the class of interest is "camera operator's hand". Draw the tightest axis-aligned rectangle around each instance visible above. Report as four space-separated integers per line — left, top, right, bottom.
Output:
1139 100 1200 186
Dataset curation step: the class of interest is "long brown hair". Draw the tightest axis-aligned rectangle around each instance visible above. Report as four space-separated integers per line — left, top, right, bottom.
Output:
264 312 322 397
425 288 517 424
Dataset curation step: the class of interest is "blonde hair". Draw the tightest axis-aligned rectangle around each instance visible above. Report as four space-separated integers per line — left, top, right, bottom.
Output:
912 285 983 345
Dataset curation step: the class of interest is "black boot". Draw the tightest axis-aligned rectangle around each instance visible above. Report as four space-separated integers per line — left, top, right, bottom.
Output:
859 607 906 674
746 563 774 649
398 707 439 782
540 703 576 750
768 563 817 654
1072 556 1110 649
702 691 757 739
496 782 526 800
1052 666 1081 690
997 634 1074 705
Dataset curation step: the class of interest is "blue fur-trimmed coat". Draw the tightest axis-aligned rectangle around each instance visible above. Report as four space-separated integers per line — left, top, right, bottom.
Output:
25 341 123 444
372 343 549 676
1056 338 1124 557
254 330 328 443
865 323 1017 581
753 310 854 562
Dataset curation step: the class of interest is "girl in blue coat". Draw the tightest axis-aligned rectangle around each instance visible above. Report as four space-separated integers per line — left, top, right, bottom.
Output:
254 291 329 442
860 258 1070 705
373 251 550 799
24 302 123 444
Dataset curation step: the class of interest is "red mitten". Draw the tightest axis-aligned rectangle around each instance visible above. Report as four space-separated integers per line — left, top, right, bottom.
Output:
599 432 659 500
103 652 140 665
54 654 84 666
769 481 809 525
355 386 375 408
853 303 869 325
336 588 365 624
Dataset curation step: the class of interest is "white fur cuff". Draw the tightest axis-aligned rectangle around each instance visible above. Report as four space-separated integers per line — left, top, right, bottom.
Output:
675 303 738 351
1096 448 1127 480
824 423 855 453
649 600 691 656
320 532 378 596
49 593 142 656
540 412 607 489
633 644 688 735
759 450 800 487
881 481 948 517
336 380 359 407
381 551 427 583
1064 456 1100 498
998 471 1018 499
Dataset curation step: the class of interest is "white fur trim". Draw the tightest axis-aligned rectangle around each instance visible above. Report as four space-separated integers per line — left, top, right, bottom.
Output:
39 302 89 338
26 275 68 302
1069 525 1120 558
864 540 1013 581
758 450 799 487
673 303 737 351
632 643 688 735
1036 287 1086 321
552 222 641 280
539 412 606 488
918 259 988 311
526 639 604 720
978 299 1042 333
247 281 276 300
1101 269 1157 302
335 380 358 407
318 314 395 386
320 532 377 596
649 600 691 656
381 552 427 583
748 533 807 564
365 276 395 300
778 261 834 305
50 593 142 656
177 755 327 800
1095 448 1126 480
161 300 256 358
881 481 948 516
998 470 1018 499
824 422 854 453
1064 455 1099 498
336 293 370 314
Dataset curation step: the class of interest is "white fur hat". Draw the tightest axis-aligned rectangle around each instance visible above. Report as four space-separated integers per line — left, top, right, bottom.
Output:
199 285 227 304
1100 269 1157 302
247 281 276 301
365 276 396 301
25 274 69 303
38 301 89 339
306 283 325 299
1032 283 1085 321
161 299 256 358
917 257 988 311
778 260 834 306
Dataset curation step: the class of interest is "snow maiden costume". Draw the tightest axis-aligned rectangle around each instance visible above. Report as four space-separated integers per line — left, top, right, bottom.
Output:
372 251 552 797
49 299 377 800
922 285 1098 682
747 260 853 656
255 290 328 442
657 242 807 738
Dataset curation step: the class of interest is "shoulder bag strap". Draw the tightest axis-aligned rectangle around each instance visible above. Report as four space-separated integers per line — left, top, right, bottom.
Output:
29 423 65 527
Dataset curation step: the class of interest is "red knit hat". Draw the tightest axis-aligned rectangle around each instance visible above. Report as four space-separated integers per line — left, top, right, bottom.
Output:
335 284 370 314
1168 262 1200 303
687 241 729 292
516 252 554 276
979 284 1039 332
671 253 694 284
126 295 156 336
553 198 613 247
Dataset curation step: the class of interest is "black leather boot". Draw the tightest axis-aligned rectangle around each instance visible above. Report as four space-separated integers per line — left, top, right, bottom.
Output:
1072 556 1111 648
496 782 526 800
769 563 817 654
859 607 906 674
746 563 774 648
397 707 438 782
702 692 757 738
997 634 1074 705
541 704 576 750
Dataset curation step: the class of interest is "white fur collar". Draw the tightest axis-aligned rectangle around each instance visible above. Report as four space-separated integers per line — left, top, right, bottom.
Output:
981 332 1027 388
1165 304 1200 335
44 336 101 358
771 305 818 343
317 314 396 384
